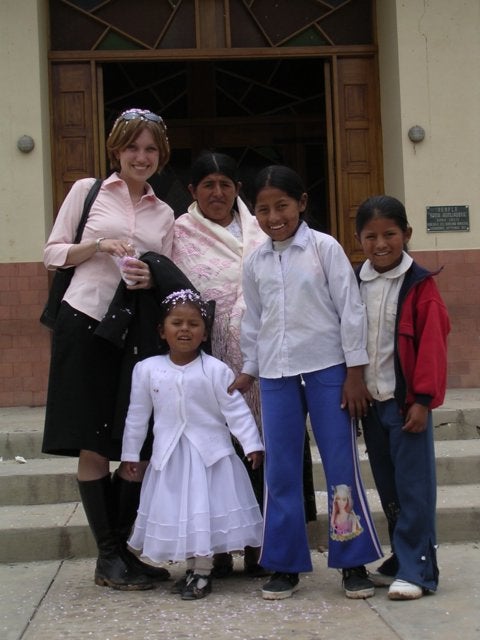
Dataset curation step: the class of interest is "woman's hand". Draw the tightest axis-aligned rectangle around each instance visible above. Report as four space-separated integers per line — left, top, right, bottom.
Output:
65 236 137 267
96 239 152 289
122 258 153 290
228 373 255 395
247 451 264 470
97 238 137 258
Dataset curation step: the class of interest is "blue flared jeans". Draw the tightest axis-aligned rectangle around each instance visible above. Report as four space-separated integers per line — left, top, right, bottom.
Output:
259 364 383 573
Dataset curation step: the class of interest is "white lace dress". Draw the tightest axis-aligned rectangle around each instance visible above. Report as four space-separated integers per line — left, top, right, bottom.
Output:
121 352 264 562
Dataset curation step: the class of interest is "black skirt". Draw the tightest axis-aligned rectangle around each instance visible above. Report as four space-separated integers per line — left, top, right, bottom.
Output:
42 302 152 460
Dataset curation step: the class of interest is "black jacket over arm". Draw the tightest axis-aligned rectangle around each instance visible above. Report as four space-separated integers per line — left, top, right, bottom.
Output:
94 252 204 441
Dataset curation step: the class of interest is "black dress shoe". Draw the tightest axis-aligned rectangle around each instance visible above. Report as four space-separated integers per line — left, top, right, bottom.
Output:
181 574 212 600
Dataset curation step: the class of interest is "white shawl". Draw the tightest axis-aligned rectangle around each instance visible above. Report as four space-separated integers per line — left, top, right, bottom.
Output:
172 198 267 420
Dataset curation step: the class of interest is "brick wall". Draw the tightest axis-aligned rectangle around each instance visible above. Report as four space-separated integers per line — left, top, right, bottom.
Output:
0 249 478 407
0 262 51 406
411 249 480 389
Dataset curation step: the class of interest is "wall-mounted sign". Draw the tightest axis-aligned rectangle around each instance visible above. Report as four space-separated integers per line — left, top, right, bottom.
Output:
426 205 469 232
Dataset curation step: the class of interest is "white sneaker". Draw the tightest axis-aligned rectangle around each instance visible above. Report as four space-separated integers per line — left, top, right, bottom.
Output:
388 579 423 600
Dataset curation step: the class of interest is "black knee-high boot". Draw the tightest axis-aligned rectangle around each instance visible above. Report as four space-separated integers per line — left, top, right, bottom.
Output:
111 471 170 581
77 475 155 590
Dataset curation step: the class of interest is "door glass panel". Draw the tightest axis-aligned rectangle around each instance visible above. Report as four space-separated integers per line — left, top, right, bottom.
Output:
49 0 373 50
103 59 325 127
97 33 143 50
102 59 329 231
284 28 330 47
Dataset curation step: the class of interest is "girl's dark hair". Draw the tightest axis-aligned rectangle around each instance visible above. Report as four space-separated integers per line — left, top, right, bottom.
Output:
355 195 410 235
190 151 239 187
251 165 305 207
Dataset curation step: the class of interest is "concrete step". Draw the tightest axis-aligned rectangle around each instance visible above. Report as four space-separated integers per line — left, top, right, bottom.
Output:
0 391 478 564
0 458 118 506
0 502 96 563
1 483 478 563
1 394 479 461
312 439 480 491
1 439 479 507
0 407 47 461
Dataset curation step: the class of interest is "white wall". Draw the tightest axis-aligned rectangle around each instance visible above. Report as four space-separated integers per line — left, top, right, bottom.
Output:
0 0 51 263
377 0 480 251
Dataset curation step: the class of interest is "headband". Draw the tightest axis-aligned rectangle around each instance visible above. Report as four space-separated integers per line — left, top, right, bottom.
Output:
161 289 209 319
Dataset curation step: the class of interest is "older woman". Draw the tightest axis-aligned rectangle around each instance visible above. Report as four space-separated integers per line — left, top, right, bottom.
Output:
172 151 316 577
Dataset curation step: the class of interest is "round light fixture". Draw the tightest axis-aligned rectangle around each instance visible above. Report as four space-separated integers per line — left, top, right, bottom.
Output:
408 125 425 143
17 135 35 153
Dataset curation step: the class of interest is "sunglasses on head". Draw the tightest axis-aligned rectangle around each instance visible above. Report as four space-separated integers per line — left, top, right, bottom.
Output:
118 109 164 124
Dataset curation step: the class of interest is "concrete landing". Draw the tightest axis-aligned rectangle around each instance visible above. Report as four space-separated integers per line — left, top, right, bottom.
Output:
1 544 479 640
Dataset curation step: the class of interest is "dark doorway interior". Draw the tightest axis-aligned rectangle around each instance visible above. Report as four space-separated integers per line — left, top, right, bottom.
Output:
102 58 330 231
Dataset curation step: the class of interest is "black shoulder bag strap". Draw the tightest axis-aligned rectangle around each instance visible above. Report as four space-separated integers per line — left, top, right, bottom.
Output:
74 178 103 242
40 178 103 329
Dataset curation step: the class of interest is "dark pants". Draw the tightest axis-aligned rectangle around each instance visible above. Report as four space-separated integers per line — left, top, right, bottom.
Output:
362 399 439 591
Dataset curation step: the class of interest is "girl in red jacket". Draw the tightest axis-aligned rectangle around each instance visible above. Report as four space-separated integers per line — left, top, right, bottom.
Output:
355 195 450 601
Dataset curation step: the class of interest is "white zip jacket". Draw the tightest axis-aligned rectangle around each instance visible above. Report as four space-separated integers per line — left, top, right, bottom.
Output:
121 352 263 470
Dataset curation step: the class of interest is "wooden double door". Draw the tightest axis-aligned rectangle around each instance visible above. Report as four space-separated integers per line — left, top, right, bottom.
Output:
50 55 382 262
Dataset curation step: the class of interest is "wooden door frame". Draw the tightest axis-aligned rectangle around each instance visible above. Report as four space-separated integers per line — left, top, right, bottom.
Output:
49 48 383 255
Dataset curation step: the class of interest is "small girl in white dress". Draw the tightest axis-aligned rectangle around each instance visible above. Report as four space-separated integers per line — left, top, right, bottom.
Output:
121 289 264 600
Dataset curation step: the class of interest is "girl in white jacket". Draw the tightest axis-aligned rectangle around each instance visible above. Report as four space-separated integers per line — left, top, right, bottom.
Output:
121 289 264 600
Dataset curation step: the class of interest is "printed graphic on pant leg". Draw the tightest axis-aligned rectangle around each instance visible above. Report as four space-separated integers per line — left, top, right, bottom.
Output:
330 484 363 541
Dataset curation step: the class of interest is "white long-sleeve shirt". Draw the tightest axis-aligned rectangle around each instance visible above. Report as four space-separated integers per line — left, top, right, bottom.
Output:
121 352 264 470
241 222 368 379
359 251 413 401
